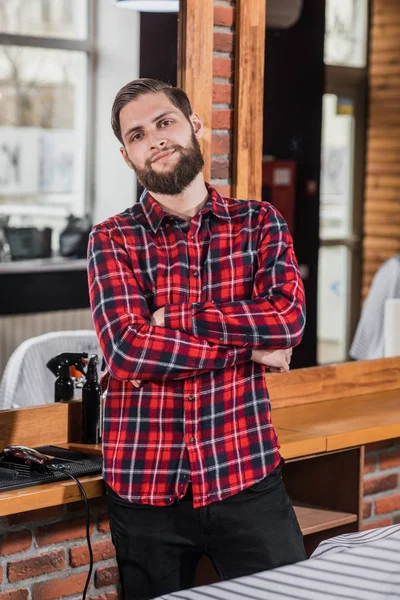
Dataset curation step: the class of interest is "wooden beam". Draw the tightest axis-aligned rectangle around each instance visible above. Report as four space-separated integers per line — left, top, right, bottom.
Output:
177 0 213 181
0 402 82 449
232 0 266 201
266 356 400 409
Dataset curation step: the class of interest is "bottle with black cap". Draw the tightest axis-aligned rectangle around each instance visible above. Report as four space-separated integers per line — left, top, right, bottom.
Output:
46 352 88 403
81 354 102 444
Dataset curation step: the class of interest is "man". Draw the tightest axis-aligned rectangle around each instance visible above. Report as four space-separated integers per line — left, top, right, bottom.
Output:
88 78 306 600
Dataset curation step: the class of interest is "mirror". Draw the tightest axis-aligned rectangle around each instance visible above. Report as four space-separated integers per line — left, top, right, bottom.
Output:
0 0 179 406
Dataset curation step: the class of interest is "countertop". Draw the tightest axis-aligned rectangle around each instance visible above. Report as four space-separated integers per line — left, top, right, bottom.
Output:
1 388 400 516
0 357 399 517
0 257 87 274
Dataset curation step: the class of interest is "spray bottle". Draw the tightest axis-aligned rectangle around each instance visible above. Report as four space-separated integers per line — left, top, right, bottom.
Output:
46 352 88 403
81 354 102 444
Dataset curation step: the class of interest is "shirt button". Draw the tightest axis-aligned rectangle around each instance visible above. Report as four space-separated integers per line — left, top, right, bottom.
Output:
189 436 195 444
219 336 224 342
193 270 199 277
191 235 195 241
188 395 195 402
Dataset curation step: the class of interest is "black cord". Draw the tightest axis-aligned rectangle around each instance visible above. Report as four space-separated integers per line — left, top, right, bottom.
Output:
47 465 93 599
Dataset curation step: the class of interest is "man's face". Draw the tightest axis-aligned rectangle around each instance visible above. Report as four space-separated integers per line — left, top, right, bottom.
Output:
119 92 204 195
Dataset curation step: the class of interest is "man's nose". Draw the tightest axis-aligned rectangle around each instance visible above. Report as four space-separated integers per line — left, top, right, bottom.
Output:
149 133 167 149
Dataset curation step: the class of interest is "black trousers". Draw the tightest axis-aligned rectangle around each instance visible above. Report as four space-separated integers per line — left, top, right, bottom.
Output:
106 465 306 600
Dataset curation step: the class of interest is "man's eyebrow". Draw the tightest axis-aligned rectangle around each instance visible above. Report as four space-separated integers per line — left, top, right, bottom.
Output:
124 111 177 140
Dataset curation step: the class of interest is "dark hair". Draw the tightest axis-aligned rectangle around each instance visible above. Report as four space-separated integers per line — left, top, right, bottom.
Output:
111 78 193 144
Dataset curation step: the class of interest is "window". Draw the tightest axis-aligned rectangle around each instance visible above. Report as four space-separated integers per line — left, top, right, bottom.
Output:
324 0 368 68
317 0 368 364
0 0 92 252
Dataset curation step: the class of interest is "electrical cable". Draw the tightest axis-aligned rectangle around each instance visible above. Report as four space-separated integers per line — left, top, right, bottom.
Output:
47 464 93 599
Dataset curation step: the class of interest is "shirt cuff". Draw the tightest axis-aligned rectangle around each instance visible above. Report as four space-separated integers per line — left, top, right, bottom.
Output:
164 303 193 333
226 346 253 367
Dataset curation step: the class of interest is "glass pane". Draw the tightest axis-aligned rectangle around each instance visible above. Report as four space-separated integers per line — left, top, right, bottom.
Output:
0 0 87 40
317 245 350 364
0 46 87 248
320 94 354 240
325 0 368 68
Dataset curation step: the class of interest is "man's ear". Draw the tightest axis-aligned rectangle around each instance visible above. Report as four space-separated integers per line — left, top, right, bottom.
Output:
190 113 204 140
120 146 133 170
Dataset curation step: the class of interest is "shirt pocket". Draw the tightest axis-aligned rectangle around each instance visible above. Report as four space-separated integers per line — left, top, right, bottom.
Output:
204 251 256 302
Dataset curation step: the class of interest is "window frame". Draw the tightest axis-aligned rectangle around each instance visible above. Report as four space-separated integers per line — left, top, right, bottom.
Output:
320 61 368 360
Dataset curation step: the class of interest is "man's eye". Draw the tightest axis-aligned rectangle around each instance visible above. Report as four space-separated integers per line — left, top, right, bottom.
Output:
160 120 173 127
132 132 143 141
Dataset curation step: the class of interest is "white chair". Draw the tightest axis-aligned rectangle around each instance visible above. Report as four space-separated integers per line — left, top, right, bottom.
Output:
0 330 101 410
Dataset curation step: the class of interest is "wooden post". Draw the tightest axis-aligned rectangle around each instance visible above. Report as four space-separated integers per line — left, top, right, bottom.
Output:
177 0 213 182
232 0 266 201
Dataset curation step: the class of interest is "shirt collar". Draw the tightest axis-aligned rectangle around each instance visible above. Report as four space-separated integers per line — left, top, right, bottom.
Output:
138 183 230 233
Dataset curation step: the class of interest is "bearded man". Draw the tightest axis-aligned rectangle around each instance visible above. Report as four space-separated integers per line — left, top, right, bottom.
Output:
87 78 307 600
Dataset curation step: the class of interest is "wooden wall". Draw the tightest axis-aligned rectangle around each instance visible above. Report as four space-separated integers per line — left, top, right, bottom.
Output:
363 0 400 298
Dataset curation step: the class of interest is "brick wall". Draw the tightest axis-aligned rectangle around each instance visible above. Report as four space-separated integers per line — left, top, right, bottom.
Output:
362 438 400 530
0 498 118 600
211 1 235 198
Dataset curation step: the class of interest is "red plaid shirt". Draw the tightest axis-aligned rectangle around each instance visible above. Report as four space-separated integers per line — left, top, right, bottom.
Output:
87 184 305 508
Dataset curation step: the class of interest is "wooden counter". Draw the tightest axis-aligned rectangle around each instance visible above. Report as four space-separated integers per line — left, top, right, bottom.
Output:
0 357 399 539
274 389 400 453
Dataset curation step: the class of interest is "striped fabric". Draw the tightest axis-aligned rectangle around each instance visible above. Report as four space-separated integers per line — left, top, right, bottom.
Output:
87 184 305 508
155 524 400 600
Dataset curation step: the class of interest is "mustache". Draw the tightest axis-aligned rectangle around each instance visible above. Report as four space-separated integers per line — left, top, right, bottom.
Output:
146 146 183 168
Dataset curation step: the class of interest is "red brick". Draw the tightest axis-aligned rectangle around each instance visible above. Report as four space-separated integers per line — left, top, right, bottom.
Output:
213 83 233 105
214 31 234 53
0 566 2 583
37 518 94 546
364 453 377 474
380 448 400 470
363 501 372 519
214 5 235 27
95 565 119 588
0 530 32 556
212 109 233 129
375 492 400 515
7 506 63 526
361 517 392 531
212 133 231 156
70 539 116 567
67 497 106 513
363 473 398 496
211 159 230 180
33 572 88 600
8 550 65 583
212 184 231 197
0 591 29 600
98 513 111 534
213 57 233 79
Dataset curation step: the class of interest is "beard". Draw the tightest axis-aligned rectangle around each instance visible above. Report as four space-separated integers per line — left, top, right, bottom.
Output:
128 132 204 195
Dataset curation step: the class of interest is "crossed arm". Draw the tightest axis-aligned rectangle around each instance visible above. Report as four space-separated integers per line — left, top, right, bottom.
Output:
87 206 305 383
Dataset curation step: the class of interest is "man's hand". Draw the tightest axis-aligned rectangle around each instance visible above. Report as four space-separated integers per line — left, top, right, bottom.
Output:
251 348 292 373
151 307 165 326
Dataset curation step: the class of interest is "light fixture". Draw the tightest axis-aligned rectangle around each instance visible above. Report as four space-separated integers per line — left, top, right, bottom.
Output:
267 0 303 29
114 0 179 12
